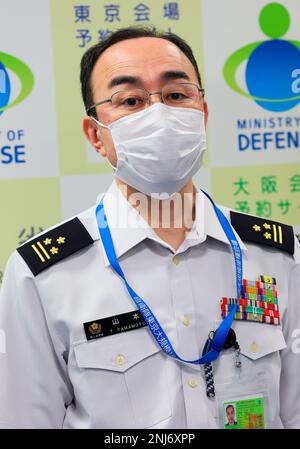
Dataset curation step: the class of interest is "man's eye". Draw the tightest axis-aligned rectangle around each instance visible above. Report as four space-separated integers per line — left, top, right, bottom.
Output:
168 92 186 101
123 97 141 106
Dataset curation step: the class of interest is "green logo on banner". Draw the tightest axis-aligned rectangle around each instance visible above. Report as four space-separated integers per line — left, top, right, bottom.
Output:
0 52 34 116
223 2 300 112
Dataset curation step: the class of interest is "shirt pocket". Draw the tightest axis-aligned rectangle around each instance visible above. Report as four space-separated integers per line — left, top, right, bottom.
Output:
214 321 287 380
73 328 172 428
235 321 287 360
213 322 287 428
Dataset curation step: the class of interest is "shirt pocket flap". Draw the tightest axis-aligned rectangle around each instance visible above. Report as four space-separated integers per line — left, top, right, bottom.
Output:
74 328 160 372
234 321 287 360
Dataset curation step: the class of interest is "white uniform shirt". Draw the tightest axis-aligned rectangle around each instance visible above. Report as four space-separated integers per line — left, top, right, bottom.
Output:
0 181 299 429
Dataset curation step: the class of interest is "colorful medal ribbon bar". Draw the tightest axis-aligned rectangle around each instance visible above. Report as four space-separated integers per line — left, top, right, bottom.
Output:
96 190 242 365
221 276 280 325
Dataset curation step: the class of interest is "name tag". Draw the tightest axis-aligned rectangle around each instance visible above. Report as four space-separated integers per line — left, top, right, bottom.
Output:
84 310 147 341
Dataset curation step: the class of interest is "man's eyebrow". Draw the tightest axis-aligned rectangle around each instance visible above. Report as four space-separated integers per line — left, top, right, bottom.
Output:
160 70 190 81
107 71 190 89
108 75 141 89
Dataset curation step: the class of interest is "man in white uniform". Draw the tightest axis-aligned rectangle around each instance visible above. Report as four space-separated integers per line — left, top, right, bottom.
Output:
0 27 299 429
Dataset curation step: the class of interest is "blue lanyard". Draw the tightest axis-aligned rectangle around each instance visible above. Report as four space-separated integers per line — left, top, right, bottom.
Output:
96 190 242 365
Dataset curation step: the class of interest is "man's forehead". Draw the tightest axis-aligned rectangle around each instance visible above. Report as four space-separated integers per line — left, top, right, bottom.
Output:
91 37 195 88
99 36 185 64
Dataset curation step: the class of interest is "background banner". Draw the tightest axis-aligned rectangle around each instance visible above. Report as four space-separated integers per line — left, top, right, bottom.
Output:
0 0 299 286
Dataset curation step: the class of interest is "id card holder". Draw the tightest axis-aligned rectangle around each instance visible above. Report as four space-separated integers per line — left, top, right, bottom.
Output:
222 394 265 429
216 371 270 429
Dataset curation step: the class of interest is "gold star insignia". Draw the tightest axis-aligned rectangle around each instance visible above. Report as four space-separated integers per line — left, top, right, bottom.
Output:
50 246 59 255
263 223 271 230
253 224 261 232
264 232 272 240
56 236 66 244
43 238 52 245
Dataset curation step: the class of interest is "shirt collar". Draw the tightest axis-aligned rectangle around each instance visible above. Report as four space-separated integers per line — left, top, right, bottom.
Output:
86 181 247 267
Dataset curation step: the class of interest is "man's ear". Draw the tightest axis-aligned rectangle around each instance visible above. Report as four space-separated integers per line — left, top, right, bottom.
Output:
204 101 208 128
82 116 107 157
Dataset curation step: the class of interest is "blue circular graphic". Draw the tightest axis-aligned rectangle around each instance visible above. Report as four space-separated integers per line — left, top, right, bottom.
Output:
245 40 300 112
0 62 11 116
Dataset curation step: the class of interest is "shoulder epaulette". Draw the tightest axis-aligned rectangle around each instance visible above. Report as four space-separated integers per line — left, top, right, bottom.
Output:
17 217 94 276
230 211 294 255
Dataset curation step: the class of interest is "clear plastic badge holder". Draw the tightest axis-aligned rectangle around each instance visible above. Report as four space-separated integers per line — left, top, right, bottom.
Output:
216 370 271 429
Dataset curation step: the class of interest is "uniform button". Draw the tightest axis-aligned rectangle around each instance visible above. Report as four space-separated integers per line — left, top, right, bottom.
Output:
188 378 198 388
182 314 190 326
250 342 259 353
115 354 126 366
172 255 180 265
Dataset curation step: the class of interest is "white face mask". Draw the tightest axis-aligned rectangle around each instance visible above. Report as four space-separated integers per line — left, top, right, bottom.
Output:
93 102 206 198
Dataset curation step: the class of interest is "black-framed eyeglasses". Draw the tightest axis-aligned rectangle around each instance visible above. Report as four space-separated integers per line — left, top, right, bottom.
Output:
86 82 205 115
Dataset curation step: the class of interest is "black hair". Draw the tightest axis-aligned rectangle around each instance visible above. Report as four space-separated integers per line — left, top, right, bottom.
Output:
226 405 235 413
80 26 202 118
